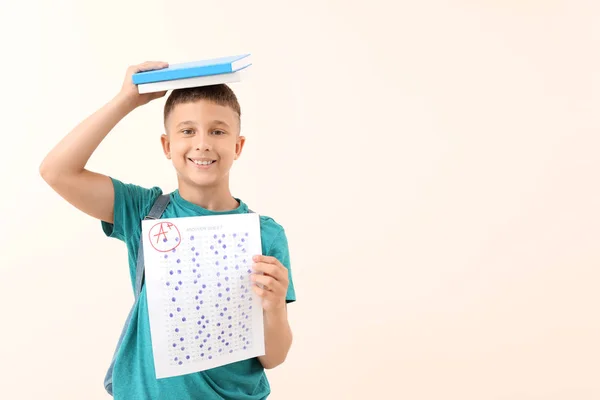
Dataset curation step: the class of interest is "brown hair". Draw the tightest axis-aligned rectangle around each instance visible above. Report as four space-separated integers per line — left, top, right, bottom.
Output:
163 84 241 127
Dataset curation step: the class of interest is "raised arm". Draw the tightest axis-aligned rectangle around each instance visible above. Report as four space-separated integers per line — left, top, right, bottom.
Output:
39 61 168 223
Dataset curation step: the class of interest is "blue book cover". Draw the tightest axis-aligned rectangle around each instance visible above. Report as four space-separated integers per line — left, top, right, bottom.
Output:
132 54 252 85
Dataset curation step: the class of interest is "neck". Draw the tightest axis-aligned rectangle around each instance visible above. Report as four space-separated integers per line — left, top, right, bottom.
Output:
177 179 239 211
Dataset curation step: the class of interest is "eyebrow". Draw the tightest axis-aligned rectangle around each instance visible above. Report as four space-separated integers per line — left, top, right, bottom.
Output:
176 120 231 129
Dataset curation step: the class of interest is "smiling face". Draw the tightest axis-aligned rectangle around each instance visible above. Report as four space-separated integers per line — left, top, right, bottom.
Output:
161 99 245 191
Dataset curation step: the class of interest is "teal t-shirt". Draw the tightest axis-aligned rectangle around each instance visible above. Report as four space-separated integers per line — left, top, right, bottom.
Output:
101 177 296 400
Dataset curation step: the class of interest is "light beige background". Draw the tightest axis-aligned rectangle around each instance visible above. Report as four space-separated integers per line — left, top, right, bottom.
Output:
1 0 599 399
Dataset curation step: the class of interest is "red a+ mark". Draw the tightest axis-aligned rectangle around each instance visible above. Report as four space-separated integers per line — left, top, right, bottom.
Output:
154 222 174 244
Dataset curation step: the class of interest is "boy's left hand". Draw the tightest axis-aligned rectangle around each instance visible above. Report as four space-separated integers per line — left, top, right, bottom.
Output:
250 255 289 312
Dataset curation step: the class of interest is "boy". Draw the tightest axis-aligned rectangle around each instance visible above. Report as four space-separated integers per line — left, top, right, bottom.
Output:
39 61 296 400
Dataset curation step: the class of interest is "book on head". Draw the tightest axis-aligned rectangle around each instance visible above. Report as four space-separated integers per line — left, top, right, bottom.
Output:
133 54 252 94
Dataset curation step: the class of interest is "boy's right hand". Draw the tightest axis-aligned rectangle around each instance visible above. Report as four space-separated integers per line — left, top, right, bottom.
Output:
40 60 170 225
119 61 169 109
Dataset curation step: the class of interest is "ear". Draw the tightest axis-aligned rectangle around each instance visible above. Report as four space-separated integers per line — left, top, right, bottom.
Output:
234 135 246 160
161 133 171 159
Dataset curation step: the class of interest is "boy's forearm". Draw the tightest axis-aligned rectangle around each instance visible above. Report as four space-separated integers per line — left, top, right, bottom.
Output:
40 93 136 178
258 306 293 369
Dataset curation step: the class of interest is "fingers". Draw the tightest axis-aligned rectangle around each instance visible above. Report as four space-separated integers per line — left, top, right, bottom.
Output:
128 61 169 75
252 255 288 280
252 283 278 301
251 277 285 305
250 256 289 310
149 90 168 100
252 264 288 285
250 273 283 293
138 61 169 71
253 255 279 265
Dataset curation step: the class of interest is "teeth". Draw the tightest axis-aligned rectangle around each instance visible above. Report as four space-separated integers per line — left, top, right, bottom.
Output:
192 160 214 165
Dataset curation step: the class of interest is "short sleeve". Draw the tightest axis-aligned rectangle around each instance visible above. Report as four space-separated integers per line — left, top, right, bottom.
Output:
266 228 296 303
101 177 163 242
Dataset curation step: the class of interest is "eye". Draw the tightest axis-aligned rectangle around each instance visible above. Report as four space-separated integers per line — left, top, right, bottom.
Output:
212 129 226 136
181 129 194 135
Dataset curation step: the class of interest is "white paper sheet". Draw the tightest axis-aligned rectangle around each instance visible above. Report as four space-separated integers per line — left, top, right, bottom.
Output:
141 213 265 379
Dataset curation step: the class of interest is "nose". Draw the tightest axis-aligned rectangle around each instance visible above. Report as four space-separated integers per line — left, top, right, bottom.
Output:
193 132 213 151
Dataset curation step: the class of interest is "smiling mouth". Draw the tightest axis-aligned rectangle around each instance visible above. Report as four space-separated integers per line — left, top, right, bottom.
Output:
189 158 216 166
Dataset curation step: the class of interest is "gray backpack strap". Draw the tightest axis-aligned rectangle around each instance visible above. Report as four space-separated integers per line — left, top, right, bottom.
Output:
134 194 171 299
103 193 170 396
